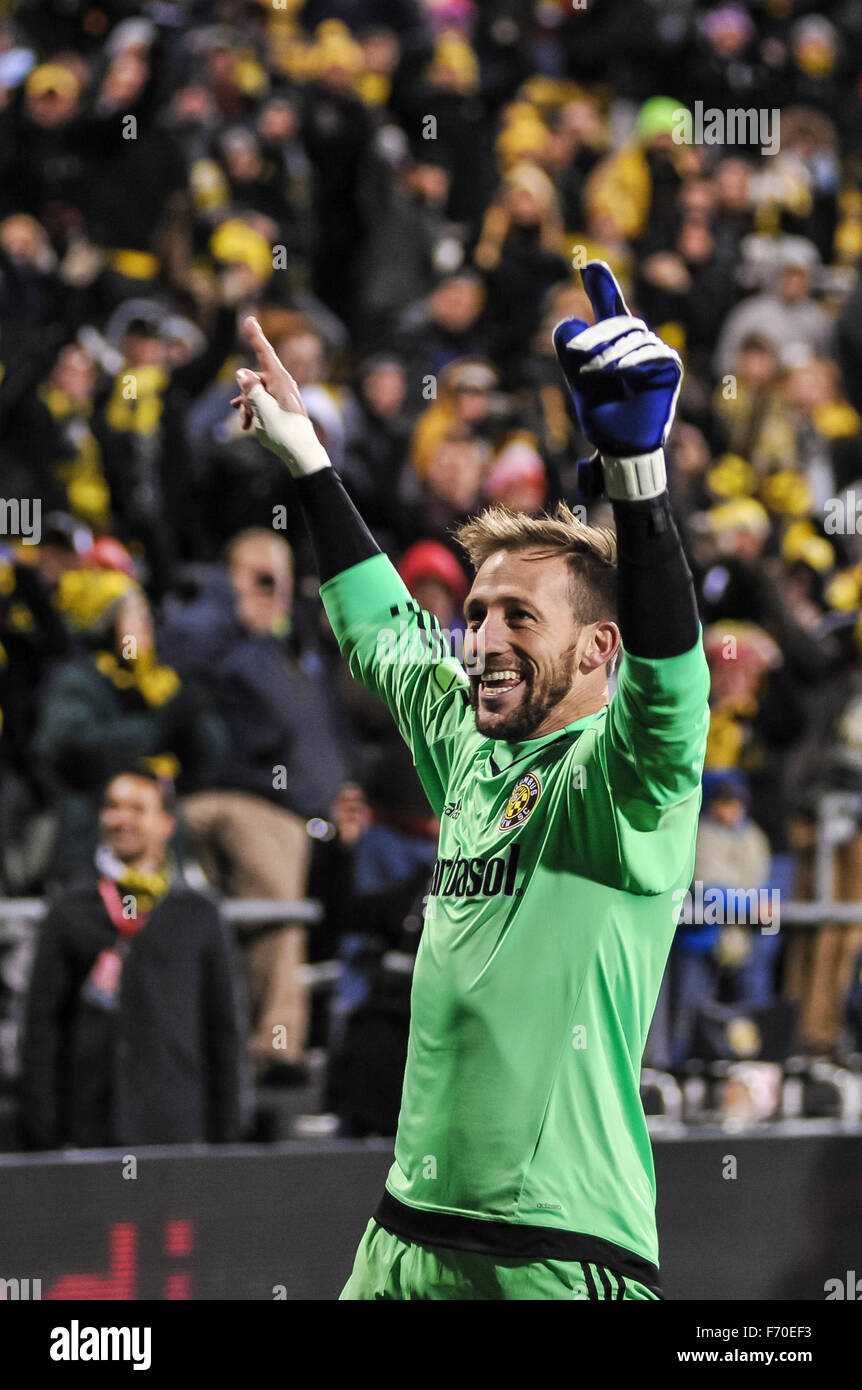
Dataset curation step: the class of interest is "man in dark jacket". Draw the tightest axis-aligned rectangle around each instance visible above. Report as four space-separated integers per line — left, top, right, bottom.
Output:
20 768 245 1149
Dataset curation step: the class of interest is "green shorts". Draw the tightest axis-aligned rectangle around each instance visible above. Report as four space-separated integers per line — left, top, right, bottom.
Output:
339 1219 661 1301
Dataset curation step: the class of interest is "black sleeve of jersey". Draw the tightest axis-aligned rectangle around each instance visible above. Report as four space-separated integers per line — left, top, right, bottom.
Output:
611 491 700 659
294 467 381 583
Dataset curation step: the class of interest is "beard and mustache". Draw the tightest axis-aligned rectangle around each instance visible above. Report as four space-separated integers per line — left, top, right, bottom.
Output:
468 642 580 741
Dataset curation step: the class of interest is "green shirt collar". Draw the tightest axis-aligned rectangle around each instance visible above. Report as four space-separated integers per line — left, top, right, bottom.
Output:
487 706 607 771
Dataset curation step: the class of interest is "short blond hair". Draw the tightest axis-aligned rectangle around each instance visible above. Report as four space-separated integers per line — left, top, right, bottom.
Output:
457 501 615 604
455 502 619 669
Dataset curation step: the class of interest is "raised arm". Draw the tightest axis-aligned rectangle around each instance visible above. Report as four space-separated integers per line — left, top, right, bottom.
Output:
232 315 380 578
232 320 473 816
554 263 710 805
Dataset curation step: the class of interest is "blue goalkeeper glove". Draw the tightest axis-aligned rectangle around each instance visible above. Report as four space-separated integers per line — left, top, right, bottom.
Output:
553 261 682 501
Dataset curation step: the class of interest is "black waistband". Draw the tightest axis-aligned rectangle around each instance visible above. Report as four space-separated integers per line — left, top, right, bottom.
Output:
374 1190 664 1297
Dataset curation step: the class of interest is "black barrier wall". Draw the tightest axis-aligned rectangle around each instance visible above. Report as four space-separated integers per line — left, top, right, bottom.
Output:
0 1126 859 1300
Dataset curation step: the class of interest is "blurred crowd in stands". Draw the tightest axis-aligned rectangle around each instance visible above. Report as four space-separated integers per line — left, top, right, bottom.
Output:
2 0 862 1144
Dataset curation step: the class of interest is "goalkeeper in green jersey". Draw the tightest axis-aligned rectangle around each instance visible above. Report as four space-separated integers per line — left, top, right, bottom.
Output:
232 263 710 1301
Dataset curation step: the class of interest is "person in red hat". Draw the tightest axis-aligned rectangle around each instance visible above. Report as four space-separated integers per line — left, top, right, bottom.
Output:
397 539 468 631
87 536 137 578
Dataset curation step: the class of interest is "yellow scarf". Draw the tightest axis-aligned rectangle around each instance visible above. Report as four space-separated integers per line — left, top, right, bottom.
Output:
114 859 172 918
105 364 169 436
95 647 181 707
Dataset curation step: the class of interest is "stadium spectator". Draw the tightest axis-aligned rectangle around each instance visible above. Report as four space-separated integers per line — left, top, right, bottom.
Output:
714 239 832 375
401 428 491 545
698 776 776 1007
20 768 245 1148
670 772 774 1067
835 253 862 417
0 62 88 228
397 538 468 631
309 780 436 1058
299 22 377 327
0 545 70 893
32 586 224 884
474 162 570 375
397 270 490 389
90 293 239 596
168 529 348 1086
357 144 460 351
483 434 548 515
346 353 413 547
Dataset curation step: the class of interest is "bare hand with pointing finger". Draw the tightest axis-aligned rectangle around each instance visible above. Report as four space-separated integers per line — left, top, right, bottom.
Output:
231 316 330 477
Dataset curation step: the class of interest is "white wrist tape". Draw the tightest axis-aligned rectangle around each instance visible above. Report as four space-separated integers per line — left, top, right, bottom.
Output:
248 383 332 479
601 450 667 501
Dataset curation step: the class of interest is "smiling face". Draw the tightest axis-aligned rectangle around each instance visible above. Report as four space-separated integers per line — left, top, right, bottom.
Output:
100 774 174 869
463 547 619 741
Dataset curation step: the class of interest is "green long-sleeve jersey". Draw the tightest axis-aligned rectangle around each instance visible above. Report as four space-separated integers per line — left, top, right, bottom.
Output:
321 551 710 1279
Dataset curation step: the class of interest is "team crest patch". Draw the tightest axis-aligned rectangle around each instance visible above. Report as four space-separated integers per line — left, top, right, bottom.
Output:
499 771 542 830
